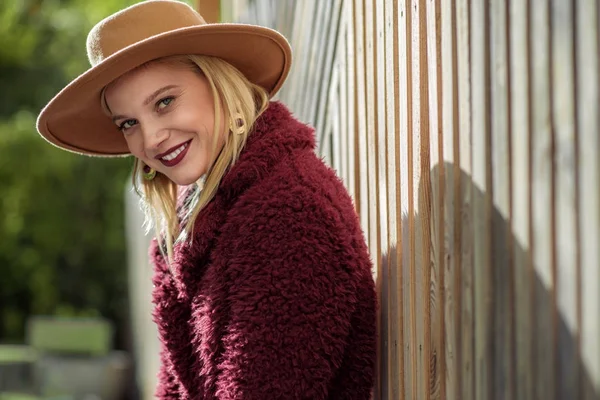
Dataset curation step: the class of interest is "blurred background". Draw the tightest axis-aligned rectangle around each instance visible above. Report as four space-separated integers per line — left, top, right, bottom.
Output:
0 1 197 399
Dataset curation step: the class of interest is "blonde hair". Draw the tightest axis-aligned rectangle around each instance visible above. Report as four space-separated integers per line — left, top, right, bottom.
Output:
103 55 269 261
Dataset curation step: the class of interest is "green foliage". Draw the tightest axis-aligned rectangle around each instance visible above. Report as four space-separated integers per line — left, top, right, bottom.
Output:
0 0 137 117
0 0 196 343
0 111 132 341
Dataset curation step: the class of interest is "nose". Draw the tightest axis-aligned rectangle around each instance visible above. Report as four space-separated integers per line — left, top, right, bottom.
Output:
142 122 170 156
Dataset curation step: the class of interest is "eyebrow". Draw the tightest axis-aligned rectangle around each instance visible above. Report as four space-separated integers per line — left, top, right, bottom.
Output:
111 84 179 122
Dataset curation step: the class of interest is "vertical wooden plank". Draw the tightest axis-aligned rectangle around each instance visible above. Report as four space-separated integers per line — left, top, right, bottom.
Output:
286 0 297 37
279 0 315 109
304 0 332 129
470 0 493 398
346 0 357 203
420 0 432 398
271 0 289 97
353 0 369 247
530 0 556 397
293 0 318 121
363 0 381 394
455 0 474 397
339 16 349 188
441 0 459 398
408 0 429 398
308 0 332 131
417 0 433 398
320 118 333 168
509 0 533 398
254 0 272 29
275 0 294 40
550 0 580 397
576 0 600 398
385 0 403 397
398 0 413 397
365 0 379 284
489 0 514 398
374 0 390 395
425 0 443 397
406 3 417 395
327 66 341 172
315 0 344 138
279 0 301 103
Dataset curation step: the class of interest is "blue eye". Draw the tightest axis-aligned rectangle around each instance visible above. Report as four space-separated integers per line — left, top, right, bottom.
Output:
119 119 137 131
157 97 174 109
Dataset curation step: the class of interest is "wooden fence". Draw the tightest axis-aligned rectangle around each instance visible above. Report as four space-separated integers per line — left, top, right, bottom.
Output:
222 0 600 398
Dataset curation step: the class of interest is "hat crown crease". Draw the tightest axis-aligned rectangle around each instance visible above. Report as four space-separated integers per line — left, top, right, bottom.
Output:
86 1 206 67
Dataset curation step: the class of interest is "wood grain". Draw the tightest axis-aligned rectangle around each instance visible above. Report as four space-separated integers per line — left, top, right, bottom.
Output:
575 0 600 398
384 0 404 397
315 0 344 140
345 0 357 202
339 16 349 188
353 0 370 246
490 0 514 397
441 0 459 397
397 0 413 397
425 0 444 397
470 0 493 398
454 0 475 397
551 1 580 397
530 0 557 397
508 0 534 398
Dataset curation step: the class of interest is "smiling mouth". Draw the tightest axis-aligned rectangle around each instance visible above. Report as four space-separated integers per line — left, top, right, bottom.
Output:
156 139 192 167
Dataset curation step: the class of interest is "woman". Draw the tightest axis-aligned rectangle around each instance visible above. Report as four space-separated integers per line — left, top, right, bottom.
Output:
36 1 376 399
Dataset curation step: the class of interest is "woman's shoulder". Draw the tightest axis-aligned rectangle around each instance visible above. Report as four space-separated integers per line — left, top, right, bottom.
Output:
227 148 359 235
219 149 370 280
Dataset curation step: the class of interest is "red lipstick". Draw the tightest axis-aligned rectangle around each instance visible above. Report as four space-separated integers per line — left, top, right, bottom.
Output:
156 139 192 167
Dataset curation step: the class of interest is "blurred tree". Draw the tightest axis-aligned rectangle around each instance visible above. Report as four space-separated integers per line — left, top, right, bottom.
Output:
0 0 193 346
0 111 132 343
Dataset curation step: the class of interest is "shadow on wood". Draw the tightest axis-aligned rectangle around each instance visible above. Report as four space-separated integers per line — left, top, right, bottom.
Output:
378 161 599 399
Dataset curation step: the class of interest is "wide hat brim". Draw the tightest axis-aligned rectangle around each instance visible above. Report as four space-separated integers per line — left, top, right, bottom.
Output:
36 24 292 157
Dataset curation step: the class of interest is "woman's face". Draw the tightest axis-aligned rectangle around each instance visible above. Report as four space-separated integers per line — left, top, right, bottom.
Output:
104 61 225 186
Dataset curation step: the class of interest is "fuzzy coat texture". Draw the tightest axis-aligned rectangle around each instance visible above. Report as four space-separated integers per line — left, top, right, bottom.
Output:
151 101 377 400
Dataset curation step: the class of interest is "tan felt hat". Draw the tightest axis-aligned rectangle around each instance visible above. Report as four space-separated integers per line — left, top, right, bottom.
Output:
36 0 292 157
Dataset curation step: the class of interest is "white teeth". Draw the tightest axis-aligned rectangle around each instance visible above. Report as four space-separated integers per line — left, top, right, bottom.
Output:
161 143 187 161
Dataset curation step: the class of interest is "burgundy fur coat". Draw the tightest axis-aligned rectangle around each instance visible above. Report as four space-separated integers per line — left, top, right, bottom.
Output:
150 101 376 399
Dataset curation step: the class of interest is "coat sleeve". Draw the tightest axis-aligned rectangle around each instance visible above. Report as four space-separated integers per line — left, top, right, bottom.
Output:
155 345 181 399
211 188 375 399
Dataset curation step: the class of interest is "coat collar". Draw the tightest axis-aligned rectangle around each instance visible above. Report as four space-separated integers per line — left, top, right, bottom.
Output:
166 101 315 296
218 100 315 199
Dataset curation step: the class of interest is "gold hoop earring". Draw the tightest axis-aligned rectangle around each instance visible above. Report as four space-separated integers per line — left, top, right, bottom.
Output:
142 164 156 181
